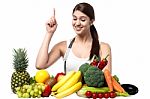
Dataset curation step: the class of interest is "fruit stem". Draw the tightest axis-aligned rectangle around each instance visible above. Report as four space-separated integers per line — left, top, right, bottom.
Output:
90 54 96 63
104 54 109 59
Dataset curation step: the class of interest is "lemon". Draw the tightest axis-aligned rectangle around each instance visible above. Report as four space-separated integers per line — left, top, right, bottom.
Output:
35 69 50 83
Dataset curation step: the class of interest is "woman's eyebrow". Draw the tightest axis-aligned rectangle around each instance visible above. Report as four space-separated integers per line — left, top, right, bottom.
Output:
72 15 76 17
72 15 87 18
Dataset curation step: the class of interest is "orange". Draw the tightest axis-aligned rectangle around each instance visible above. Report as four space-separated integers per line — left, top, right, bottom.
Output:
35 69 50 83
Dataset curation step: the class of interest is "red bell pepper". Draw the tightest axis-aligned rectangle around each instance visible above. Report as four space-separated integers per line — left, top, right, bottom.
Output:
54 72 65 82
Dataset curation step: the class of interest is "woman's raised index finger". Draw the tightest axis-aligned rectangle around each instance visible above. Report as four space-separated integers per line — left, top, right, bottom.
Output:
53 8 55 17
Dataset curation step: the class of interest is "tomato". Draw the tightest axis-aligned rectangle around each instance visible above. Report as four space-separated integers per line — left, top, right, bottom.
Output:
85 91 92 98
103 92 110 98
109 91 117 98
97 93 104 98
92 93 97 99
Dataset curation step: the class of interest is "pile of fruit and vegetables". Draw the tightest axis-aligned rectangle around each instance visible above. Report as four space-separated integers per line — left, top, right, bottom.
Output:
11 48 138 98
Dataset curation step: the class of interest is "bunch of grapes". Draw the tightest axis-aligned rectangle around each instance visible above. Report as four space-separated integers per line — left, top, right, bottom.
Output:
15 83 46 98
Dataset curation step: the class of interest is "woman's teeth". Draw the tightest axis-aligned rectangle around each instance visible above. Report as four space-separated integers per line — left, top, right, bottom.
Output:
75 27 82 31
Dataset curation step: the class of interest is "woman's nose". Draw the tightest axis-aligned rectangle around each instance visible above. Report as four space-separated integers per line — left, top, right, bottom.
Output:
76 20 81 26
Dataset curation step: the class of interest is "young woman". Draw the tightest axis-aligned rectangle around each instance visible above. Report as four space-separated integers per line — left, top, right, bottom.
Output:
36 2 112 73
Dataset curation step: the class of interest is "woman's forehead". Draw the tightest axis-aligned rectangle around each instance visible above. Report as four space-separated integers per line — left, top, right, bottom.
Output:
73 10 89 18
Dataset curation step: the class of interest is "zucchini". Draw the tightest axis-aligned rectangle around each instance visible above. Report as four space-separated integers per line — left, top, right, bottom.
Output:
76 86 109 97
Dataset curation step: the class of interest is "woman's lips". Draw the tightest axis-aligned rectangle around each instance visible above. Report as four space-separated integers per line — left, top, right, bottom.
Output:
75 27 82 31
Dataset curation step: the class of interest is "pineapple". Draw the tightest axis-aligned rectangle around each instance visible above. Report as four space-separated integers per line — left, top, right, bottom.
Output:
11 48 30 93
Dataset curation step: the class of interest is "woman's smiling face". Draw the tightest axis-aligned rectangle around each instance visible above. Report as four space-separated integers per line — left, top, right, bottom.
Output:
72 10 92 35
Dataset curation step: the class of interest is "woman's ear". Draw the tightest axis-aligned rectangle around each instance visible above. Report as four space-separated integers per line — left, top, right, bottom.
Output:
90 19 95 25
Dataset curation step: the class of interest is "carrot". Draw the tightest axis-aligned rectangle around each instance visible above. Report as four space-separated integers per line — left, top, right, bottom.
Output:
112 77 125 93
104 69 113 92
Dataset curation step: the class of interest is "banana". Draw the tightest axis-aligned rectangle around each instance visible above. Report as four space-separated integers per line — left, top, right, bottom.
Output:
78 74 82 82
57 71 81 93
51 71 75 92
55 82 82 98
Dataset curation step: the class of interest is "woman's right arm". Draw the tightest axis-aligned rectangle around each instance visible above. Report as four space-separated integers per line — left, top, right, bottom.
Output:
36 8 59 69
36 33 53 69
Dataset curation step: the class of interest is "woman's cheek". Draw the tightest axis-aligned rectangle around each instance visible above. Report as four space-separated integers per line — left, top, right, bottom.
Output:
72 20 76 26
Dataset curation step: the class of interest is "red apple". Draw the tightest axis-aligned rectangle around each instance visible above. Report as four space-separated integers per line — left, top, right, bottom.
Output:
41 85 51 97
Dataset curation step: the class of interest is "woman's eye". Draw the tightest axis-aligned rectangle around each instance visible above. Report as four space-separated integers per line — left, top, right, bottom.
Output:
81 19 86 22
73 18 77 20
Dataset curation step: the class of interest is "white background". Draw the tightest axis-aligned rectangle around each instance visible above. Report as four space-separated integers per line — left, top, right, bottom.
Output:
0 0 150 98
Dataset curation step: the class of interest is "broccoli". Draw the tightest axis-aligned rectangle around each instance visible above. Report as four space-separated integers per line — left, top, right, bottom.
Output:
84 66 104 87
79 63 91 76
79 63 91 84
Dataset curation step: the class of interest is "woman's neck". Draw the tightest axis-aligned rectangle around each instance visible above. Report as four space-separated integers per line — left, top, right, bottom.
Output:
75 32 92 44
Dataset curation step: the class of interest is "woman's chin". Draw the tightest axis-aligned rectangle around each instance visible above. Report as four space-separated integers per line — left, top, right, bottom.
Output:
75 30 82 34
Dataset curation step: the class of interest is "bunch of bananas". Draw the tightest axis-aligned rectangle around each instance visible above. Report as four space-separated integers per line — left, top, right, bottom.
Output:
51 71 82 98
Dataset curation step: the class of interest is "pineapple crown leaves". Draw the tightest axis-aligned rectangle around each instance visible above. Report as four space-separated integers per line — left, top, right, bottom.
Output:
13 48 29 71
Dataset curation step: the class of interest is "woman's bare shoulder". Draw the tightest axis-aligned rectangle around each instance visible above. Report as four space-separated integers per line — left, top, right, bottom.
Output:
54 41 67 49
100 42 111 50
53 41 67 55
99 42 111 59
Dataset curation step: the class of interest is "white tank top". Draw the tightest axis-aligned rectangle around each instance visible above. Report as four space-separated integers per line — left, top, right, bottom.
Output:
63 39 90 73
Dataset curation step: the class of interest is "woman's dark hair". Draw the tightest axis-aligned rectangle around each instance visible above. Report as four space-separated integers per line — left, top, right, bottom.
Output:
73 2 100 60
